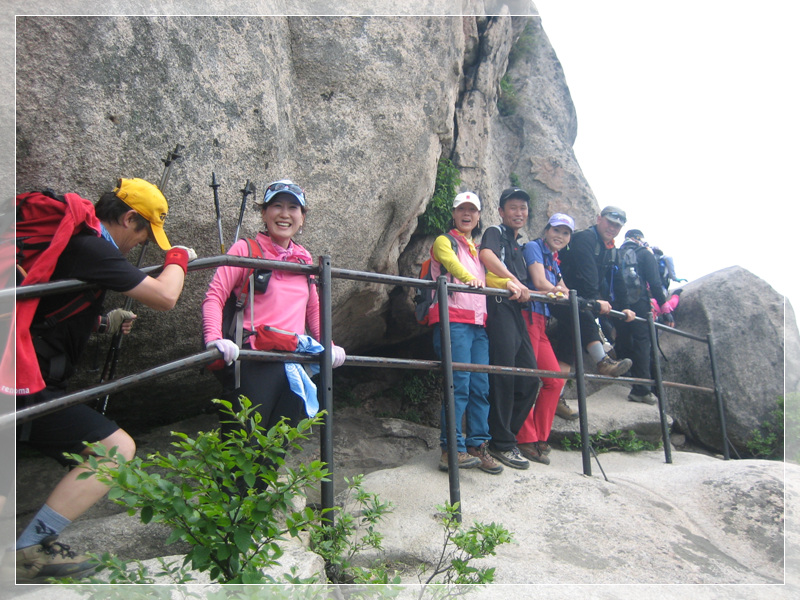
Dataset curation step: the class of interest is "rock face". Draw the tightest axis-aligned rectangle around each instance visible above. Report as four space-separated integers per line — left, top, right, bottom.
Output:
660 266 796 455
14 10 597 427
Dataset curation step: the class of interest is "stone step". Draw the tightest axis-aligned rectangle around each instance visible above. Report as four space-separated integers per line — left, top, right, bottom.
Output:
550 383 671 445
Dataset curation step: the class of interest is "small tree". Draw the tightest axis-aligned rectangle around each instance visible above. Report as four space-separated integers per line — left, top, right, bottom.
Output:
71 397 329 584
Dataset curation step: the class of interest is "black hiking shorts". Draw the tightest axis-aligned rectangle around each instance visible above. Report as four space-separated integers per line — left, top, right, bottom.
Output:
17 388 120 466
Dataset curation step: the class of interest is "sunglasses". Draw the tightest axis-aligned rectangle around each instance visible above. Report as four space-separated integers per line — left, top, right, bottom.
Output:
602 212 626 223
264 181 306 206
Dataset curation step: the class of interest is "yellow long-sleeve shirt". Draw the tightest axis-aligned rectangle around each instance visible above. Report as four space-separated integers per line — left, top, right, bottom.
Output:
432 232 479 284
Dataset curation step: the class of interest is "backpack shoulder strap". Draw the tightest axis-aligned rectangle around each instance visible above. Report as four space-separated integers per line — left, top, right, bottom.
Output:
233 238 262 310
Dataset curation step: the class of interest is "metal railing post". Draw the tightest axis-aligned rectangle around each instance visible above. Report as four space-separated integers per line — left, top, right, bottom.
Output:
570 291 591 476
647 312 672 463
437 275 462 522
318 255 335 514
707 334 730 460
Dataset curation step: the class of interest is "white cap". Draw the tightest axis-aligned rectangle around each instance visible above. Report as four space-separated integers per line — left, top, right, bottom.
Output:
453 192 481 211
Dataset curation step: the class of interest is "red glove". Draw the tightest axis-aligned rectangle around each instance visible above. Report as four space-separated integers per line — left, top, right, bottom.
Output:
164 246 196 273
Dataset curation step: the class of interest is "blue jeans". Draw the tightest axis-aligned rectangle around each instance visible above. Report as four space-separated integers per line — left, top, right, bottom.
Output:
433 323 491 452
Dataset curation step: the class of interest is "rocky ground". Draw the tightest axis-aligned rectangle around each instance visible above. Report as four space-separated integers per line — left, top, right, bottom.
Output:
10 383 799 599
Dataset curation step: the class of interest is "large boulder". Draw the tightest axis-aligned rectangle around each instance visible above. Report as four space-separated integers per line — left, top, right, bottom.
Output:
14 12 599 428
660 266 797 455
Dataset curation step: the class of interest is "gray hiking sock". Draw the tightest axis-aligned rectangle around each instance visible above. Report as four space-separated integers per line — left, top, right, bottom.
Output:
587 341 606 364
16 504 71 550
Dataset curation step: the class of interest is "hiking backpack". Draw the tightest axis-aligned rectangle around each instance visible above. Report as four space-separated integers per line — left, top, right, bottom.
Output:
615 241 648 304
15 189 104 307
413 233 458 326
2 189 105 395
657 256 670 290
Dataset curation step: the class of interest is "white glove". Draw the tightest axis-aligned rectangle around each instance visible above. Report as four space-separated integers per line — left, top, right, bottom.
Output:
332 344 347 368
172 245 198 262
105 309 137 334
206 339 239 364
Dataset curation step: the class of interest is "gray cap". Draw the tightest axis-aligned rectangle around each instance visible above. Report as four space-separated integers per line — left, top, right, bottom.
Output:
600 206 627 226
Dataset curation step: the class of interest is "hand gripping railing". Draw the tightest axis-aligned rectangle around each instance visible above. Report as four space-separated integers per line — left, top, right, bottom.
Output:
3 254 727 524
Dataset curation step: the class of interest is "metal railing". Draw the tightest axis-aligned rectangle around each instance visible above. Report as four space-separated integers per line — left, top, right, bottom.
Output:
4 253 728 521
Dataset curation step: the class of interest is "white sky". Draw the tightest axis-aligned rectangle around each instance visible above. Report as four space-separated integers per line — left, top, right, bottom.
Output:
534 0 800 307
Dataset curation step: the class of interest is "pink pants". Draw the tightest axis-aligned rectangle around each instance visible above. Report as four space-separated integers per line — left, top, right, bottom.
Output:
651 293 680 316
517 311 565 444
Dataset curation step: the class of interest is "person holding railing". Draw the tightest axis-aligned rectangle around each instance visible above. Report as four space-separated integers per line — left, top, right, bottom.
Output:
11 179 195 583
479 187 539 470
554 205 635 417
201 179 346 477
612 229 670 405
516 213 575 465
426 192 502 475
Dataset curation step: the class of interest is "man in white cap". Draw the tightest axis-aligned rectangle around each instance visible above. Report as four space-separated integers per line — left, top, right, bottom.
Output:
11 178 195 582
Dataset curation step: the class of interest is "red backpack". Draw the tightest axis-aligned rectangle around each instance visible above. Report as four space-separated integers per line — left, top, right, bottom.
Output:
413 233 457 326
1 189 103 395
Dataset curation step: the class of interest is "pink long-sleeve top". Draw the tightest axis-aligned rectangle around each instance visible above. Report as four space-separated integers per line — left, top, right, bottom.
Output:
202 232 320 345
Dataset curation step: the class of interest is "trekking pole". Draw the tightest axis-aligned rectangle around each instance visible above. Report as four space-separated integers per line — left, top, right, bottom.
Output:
97 144 184 412
233 180 255 245
210 171 225 255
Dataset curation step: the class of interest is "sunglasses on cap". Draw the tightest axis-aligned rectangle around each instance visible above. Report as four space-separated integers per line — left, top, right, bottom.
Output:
602 211 626 223
263 181 306 207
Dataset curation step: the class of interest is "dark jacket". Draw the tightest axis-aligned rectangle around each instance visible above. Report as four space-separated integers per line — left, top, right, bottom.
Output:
558 225 616 301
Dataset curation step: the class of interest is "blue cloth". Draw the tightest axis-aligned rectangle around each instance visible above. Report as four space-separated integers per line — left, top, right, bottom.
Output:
285 335 323 417
433 322 491 451
99 223 119 249
523 238 561 317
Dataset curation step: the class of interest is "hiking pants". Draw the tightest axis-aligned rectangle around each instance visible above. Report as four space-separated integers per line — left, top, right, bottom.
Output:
433 323 491 452
549 303 603 366
518 311 564 444
615 308 652 396
485 298 540 451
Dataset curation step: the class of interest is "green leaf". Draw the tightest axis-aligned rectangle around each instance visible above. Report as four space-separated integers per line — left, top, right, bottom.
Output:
140 505 154 524
233 527 252 554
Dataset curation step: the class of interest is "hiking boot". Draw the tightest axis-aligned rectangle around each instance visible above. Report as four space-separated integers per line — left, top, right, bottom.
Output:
596 356 632 377
518 442 550 465
628 391 658 406
467 443 503 475
438 451 481 472
555 397 579 420
537 441 552 455
16 536 97 583
488 446 529 470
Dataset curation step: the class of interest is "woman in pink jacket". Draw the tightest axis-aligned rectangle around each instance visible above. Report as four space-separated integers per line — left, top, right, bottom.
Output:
202 179 345 438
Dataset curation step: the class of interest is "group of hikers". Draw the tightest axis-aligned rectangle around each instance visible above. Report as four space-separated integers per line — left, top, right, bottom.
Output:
423 188 684 475
6 176 683 583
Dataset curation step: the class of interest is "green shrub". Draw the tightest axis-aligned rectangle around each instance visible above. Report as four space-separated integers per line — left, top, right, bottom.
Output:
747 396 785 460
309 474 398 584
508 20 538 67
418 502 512 587
69 397 328 584
560 429 661 453
418 157 461 235
61 398 511 590
497 74 519 117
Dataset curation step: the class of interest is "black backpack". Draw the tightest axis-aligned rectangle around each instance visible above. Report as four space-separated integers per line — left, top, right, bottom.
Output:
616 241 648 304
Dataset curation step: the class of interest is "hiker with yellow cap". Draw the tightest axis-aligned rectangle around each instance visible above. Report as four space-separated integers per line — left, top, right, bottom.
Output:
11 177 195 583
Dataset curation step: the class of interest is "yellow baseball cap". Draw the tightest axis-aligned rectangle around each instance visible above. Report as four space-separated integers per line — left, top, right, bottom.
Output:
113 178 171 250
